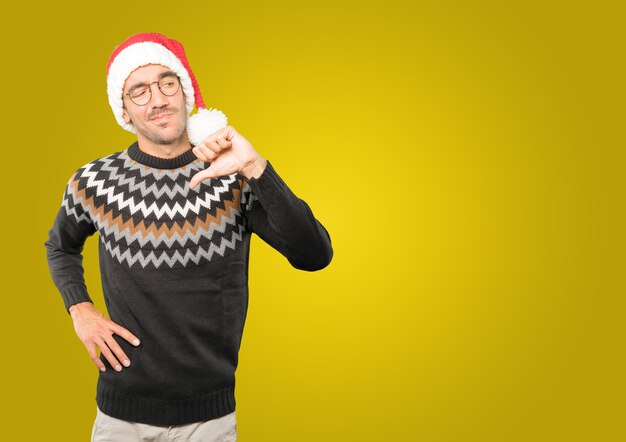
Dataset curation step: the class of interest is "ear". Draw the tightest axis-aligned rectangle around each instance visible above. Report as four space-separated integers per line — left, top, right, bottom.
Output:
122 105 131 124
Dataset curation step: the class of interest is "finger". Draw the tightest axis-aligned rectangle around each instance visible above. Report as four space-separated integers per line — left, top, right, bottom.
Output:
193 144 217 162
105 335 131 368
192 145 206 161
112 324 141 347
189 168 218 189
192 145 209 161
96 337 123 372
86 341 107 372
221 125 237 141
213 125 238 144
214 137 232 149
205 139 223 154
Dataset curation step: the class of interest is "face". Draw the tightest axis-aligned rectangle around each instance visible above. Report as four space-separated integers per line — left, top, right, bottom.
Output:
122 64 188 146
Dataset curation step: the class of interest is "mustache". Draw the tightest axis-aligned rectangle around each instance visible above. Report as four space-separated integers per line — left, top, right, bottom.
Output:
148 107 179 120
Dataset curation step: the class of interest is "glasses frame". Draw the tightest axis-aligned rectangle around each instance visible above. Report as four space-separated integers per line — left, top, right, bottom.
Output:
124 75 181 106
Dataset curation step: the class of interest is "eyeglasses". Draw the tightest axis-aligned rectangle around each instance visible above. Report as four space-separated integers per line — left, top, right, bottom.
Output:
124 74 181 106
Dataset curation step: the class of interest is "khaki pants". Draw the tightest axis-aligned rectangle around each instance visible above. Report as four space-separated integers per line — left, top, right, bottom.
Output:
91 407 237 442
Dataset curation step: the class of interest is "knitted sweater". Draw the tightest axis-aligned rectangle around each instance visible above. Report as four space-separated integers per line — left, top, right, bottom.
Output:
44 141 333 426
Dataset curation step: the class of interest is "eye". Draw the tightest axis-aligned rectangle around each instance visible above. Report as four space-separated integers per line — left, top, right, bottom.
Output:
131 88 148 98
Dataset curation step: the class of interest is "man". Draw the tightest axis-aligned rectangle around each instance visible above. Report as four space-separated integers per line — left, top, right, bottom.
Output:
44 32 333 442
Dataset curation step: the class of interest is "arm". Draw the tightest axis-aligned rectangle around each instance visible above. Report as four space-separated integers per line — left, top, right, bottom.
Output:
188 125 333 270
44 174 140 372
44 199 97 311
242 160 334 271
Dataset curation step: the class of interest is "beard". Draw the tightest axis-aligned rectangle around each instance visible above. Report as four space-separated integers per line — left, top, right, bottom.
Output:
134 107 188 145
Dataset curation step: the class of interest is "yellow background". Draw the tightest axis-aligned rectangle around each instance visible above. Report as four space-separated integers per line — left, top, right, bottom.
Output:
1 0 623 440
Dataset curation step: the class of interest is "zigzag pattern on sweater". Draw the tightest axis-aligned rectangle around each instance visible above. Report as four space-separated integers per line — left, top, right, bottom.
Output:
61 150 257 269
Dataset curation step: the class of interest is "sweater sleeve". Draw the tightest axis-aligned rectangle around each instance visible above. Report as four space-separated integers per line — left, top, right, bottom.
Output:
241 160 333 271
44 171 98 312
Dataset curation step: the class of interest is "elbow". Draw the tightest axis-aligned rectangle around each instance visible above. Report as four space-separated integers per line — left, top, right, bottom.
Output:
304 224 334 271
285 222 334 271
290 243 334 272
44 238 60 256
313 247 334 271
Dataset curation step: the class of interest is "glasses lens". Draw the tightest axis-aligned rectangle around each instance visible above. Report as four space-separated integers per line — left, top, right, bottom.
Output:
129 86 151 105
159 76 180 96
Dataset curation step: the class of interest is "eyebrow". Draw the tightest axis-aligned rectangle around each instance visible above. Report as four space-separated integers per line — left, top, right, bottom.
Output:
126 71 177 93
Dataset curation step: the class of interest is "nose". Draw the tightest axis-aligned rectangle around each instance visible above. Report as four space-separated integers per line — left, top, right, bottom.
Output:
149 82 169 107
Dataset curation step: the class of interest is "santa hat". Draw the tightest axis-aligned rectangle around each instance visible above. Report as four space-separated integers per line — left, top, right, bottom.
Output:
106 32 227 145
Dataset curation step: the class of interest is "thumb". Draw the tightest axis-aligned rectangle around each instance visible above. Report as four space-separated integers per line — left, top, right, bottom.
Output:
189 167 218 189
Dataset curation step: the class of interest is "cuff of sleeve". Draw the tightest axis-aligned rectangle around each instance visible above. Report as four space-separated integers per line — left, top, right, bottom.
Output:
61 284 93 313
244 160 288 194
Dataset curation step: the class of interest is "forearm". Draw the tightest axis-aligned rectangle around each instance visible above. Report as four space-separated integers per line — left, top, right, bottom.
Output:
45 241 94 311
45 205 96 312
244 160 333 270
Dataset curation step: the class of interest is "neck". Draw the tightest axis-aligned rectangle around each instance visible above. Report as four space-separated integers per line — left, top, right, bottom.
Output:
136 133 192 159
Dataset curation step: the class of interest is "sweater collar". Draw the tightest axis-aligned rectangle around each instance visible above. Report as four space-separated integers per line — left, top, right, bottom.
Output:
126 141 198 169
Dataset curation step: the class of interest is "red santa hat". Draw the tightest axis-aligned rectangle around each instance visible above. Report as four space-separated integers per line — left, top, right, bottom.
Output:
106 32 227 145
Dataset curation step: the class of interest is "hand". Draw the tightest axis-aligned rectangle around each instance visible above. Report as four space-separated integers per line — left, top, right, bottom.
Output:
69 302 140 372
189 125 267 189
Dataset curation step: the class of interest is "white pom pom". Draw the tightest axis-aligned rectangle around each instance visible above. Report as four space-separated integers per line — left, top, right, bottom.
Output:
186 108 229 145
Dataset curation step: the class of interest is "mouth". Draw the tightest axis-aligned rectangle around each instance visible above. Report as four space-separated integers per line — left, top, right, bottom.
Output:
151 113 173 121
